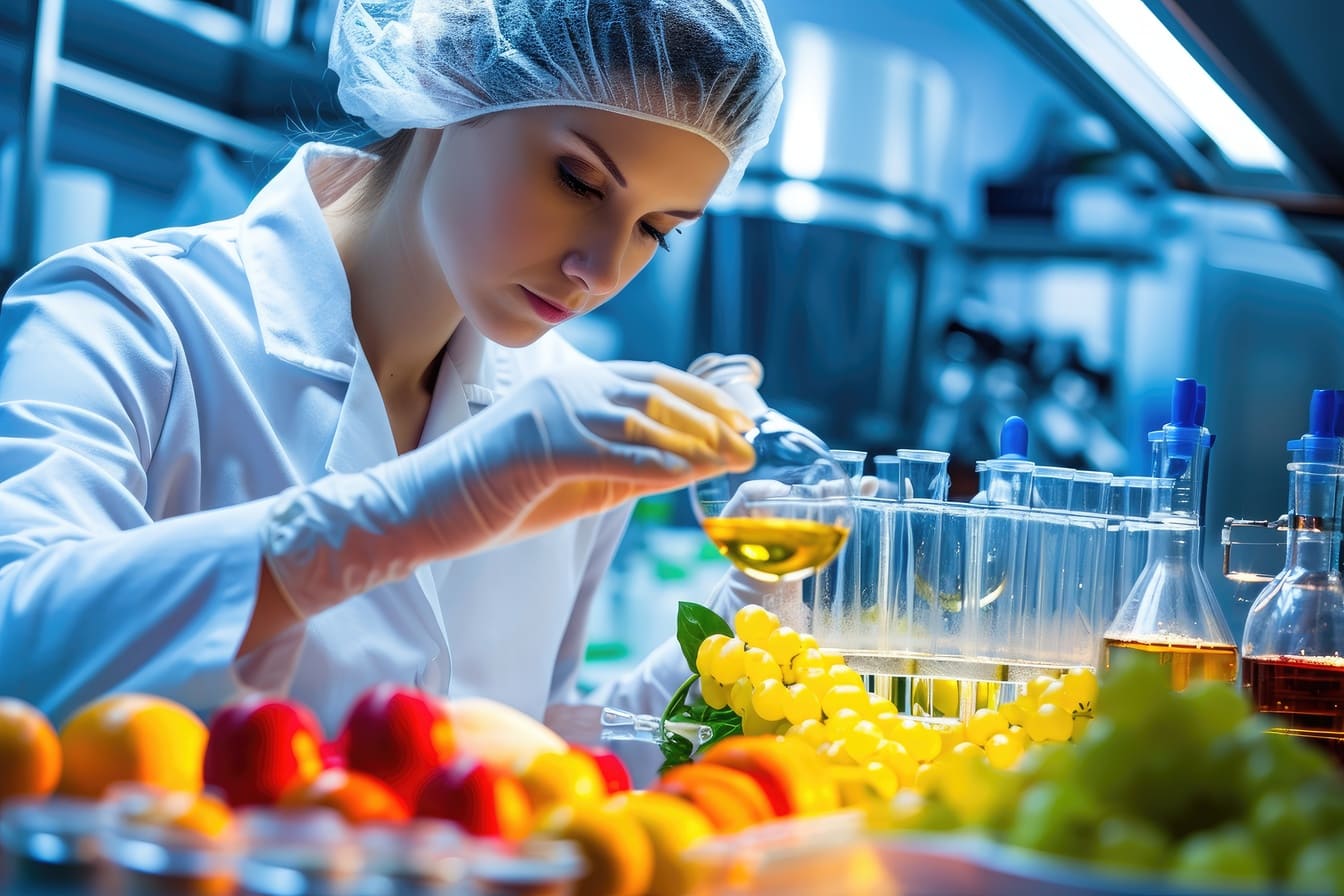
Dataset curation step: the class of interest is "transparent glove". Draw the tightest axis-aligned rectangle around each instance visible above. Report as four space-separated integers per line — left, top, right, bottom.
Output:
263 361 755 616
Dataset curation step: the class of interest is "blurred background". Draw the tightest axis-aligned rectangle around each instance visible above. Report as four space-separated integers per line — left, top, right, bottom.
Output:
2 0 1342 687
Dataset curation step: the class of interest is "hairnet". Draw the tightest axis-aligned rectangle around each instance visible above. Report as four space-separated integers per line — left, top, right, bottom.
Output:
329 0 785 195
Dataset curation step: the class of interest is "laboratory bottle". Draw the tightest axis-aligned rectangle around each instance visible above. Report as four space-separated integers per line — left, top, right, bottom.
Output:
1241 461 1344 765
687 353 855 582
1103 378 1238 689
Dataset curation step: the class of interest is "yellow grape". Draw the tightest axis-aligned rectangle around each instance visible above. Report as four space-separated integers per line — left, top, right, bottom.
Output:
1071 714 1093 740
842 721 883 762
1025 674 1060 701
711 638 747 686
891 719 943 763
785 718 828 747
743 647 782 686
798 633 819 651
862 761 899 800
785 683 823 725
824 708 862 739
740 700 779 736
701 674 730 710
821 741 858 766
828 665 865 692
751 679 790 722
1023 702 1073 743
790 648 824 677
818 650 847 668
966 708 1010 746
734 604 780 647
728 676 753 717
984 731 1026 769
951 741 987 762
696 633 729 678
999 695 1036 728
873 712 903 739
867 694 899 718
821 684 869 718
876 741 918 787
765 626 804 667
796 667 833 703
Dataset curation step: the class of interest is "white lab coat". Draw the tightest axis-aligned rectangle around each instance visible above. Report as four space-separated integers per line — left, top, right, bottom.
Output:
0 142 754 736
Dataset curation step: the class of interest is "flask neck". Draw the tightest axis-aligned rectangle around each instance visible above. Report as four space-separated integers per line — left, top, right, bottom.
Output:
1285 465 1344 574
689 354 769 422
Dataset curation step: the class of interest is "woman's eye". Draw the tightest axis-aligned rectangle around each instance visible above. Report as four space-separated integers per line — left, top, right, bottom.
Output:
641 222 671 252
557 163 601 199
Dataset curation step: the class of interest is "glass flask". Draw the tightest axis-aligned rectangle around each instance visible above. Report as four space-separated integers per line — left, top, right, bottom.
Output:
1242 461 1344 765
688 353 856 583
1103 378 1239 690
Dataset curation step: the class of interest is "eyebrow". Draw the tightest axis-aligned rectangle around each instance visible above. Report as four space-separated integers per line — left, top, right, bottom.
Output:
570 129 705 221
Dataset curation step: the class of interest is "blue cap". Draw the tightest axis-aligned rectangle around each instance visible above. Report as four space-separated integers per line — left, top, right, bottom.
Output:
1149 378 1201 479
999 416 1029 460
1288 388 1343 462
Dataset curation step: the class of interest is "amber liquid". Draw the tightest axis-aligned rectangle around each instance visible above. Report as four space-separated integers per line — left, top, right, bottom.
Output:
1243 655 1344 766
1102 638 1239 691
702 517 849 582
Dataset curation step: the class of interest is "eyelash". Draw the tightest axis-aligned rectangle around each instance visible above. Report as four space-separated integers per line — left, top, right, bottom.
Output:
556 163 673 253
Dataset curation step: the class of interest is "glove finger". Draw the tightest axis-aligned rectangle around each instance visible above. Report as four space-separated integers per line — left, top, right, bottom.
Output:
607 361 754 433
608 381 754 469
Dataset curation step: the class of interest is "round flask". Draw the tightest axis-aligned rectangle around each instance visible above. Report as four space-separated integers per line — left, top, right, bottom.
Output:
687 354 855 582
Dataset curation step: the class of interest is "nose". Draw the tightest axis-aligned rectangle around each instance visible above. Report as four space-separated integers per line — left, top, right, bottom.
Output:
561 230 626 300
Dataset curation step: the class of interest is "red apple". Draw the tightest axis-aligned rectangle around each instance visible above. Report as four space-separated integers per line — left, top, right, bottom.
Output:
570 744 632 794
340 684 455 808
203 695 326 807
416 755 532 841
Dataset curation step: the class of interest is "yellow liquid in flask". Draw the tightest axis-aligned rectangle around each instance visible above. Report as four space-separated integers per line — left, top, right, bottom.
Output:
702 517 850 582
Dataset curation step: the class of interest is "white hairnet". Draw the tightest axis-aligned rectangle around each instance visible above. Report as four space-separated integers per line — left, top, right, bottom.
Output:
329 0 785 195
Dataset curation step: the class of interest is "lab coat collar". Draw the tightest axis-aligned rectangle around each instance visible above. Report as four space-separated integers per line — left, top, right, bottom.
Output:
239 143 368 380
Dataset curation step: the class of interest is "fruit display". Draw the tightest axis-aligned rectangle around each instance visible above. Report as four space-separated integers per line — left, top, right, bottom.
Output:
3 601 1343 896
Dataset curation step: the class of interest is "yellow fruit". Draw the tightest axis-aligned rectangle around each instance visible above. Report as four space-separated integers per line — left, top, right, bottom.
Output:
536 801 653 896
0 698 61 805
700 675 730 710
764 627 803 667
516 749 607 812
443 696 566 773
695 634 730 679
58 694 207 799
608 791 714 896
734 605 780 647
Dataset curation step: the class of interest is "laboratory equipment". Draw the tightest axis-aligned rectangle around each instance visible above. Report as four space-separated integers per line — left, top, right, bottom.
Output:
688 354 856 583
1241 461 1344 764
1103 379 1239 690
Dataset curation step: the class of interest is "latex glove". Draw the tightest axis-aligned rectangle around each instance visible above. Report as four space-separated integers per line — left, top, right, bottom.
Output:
264 361 755 616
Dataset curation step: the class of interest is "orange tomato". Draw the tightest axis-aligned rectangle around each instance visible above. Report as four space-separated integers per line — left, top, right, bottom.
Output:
535 801 653 896
58 694 207 800
0 698 61 805
698 735 839 816
653 762 775 833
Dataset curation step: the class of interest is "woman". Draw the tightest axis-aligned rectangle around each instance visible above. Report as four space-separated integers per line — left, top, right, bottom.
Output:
0 0 786 735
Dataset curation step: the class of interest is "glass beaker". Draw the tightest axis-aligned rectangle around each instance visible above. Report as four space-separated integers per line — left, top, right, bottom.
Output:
1242 462 1344 765
688 354 855 582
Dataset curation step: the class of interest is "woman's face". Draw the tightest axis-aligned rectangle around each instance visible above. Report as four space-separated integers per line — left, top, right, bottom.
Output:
418 105 730 347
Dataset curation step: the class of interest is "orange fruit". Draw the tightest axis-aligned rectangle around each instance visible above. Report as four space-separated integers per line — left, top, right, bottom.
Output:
534 801 653 896
516 748 607 812
698 735 839 816
122 789 235 840
653 762 774 833
0 698 61 805
278 768 409 825
607 791 714 896
58 694 207 799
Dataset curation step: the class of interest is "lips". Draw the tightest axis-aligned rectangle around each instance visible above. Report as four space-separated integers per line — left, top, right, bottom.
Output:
521 287 576 324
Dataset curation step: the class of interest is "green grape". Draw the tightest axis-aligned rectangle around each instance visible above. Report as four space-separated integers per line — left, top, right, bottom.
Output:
743 647 782 686
711 637 747 686
884 790 960 833
1181 679 1251 745
695 633 729 678
734 604 779 647
751 678 790 721
1250 791 1316 879
1169 826 1272 888
764 626 803 667
1286 837 1344 896
1005 780 1101 860
784 682 822 726
1092 816 1170 874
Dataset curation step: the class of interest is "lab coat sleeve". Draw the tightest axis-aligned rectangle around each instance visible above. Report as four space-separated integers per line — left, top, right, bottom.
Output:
0 247 297 726
582 567 804 717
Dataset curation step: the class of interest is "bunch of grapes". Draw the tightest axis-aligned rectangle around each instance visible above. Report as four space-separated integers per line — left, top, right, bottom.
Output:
691 606 1096 807
890 651 1344 894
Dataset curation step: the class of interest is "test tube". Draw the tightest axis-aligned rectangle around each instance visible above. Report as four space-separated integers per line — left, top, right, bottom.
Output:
1031 466 1075 510
898 449 951 502
873 454 900 500
1071 470 1114 514
831 449 868 489
976 459 1035 507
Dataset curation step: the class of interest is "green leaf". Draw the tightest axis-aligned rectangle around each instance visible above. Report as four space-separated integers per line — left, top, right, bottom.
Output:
658 730 695 772
676 601 733 671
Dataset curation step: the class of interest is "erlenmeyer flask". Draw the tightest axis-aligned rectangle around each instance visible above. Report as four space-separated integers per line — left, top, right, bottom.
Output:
1103 378 1238 690
1242 462 1344 765
688 354 855 582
